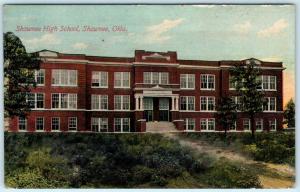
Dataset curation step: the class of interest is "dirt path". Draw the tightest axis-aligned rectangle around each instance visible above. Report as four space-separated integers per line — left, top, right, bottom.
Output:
164 133 295 189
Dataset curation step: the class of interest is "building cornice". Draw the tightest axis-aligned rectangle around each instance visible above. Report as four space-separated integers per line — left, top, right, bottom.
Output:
43 58 284 70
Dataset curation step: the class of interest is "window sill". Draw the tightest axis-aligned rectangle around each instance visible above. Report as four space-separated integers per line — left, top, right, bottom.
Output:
91 86 108 89
180 88 195 90
114 87 131 89
51 85 78 87
200 88 215 91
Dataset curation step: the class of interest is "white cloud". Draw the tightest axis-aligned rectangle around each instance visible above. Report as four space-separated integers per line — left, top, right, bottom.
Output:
234 21 252 34
23 33 61 47
192 5 215 8
73 42 88 50
257 19 288 37
144 18 184 43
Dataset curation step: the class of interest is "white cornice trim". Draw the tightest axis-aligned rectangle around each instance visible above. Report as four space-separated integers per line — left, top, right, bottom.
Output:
133 62 180 67
220 65 285 70
44 58 284 70
179 65 220 70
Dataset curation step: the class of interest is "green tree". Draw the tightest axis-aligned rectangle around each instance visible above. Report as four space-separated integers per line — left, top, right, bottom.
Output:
229 59 267 138
217 97 237 137
4 32 40 117
284 99 295 128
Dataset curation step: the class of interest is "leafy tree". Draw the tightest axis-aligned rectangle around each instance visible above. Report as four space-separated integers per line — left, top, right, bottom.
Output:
284 99 295 128
4 32 40 117
217 97 237 137
229 59 267 138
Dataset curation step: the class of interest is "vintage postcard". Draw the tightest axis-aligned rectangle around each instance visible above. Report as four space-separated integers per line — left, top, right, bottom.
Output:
3 4 295 189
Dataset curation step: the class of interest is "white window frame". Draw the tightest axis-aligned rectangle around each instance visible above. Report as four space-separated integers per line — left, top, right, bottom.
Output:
52 69 78 87
243 119 251 131
51 117 60 132
91 95 108 110
114 95 130 110
256 119 263 131
184 118 196 131
36 117 44 132
35 69 45 86
200 74 215 90
269 119 277 131
200 96 215 111
91 71 108 88
114 118 130 132
143 72 169 84
180 96 195 111
68 117 77 131
200 118 215 132
51 93 77 109
26 93 45 109
229 75 237 90
229 121 237 131
18 117 27 131
261 75 277 91
263 97 276 112
180 74 195 89
91 117 109 132
114 72 130 88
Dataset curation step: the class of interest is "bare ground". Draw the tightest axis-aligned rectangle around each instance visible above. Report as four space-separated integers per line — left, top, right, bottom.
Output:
164 132 295 189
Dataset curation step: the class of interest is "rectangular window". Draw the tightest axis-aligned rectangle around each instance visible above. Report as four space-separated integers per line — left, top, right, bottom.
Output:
36 117 44 131
201 74 215 90
232 96 243 109
35 69 45 86
229 121 237 131
51 93 77 109
51 117 60 131
91 118 108 132
180 96 195 111
114 95 130 110
261 75 277 90
143 72 169 84
52 69 77 86
18 117 27 131
91 95 108 110
184 118 195 131
91 71 108 88
114 118 130 132
180 74 195 89
114 72 130 88
143 98 153 110
256 119 263 131
200 96 215 111
201 119 215 131
263 97 276 111
26 93 44 109
68 117 77 131
269 119 277 131
243 119 250 131
229 75 237 90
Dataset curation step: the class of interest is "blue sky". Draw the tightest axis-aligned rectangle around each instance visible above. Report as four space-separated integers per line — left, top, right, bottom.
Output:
3 5 295 104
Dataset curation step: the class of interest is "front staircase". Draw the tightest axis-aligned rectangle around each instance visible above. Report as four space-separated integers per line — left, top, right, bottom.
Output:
146 122 178 132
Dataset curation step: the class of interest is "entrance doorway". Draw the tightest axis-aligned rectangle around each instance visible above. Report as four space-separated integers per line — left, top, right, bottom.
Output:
159 98 169 121
143 97 170 122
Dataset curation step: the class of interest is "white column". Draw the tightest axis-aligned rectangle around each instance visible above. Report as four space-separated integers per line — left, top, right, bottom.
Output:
140 96 144 110
135 96 139 110
175 96 179 111
171 96 175 111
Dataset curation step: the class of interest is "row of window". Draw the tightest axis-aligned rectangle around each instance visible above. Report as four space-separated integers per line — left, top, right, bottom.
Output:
35 69 277 91
18 117 277 132
229 75 277 91
184 118 277 131
26 93 277 112
18 117 130 132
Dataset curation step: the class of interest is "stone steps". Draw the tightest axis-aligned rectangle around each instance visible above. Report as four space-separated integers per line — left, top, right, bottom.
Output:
146 121 178 132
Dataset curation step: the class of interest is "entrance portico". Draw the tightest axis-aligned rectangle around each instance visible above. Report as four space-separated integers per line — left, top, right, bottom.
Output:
135 90 179 122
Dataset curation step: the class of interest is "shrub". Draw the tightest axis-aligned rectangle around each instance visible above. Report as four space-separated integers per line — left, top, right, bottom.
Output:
203 160 261 188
